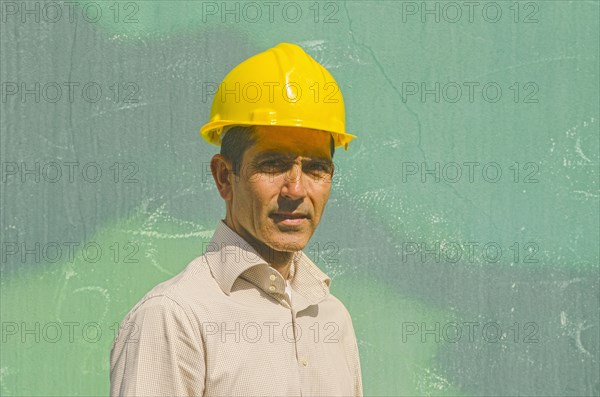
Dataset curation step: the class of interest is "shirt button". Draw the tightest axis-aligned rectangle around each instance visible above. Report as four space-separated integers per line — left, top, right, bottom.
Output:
269 285 276 291
269 274 276 281
301 359 308 367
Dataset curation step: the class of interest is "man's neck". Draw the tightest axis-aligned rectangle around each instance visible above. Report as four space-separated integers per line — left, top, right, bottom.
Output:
265 252 294 280
224 219 295 280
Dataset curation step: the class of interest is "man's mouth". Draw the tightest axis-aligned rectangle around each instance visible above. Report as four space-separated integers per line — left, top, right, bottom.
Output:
270 212 309 224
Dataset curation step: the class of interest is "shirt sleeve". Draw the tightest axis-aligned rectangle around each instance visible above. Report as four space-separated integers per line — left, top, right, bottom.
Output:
349 321 364 397
343 307 364 397
110 295 205 397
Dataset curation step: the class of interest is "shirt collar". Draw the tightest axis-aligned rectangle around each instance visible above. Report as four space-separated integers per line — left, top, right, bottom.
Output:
204 220 331 309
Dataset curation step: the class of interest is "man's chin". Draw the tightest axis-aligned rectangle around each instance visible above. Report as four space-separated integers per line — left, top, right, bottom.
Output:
266 233 309 253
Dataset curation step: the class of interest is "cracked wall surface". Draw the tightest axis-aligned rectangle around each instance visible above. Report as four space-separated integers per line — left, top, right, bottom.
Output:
1 1 598 396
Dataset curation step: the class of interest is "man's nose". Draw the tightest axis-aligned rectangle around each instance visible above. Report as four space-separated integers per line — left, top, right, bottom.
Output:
281 164 307 200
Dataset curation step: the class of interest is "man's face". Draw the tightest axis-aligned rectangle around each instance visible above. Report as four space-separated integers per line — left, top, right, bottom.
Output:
227 126 334 256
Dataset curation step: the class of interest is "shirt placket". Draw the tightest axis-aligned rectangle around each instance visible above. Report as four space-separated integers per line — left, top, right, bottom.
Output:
264 269 309 396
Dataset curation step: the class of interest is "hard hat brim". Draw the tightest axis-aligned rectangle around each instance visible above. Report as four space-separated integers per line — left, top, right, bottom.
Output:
200 120 357 150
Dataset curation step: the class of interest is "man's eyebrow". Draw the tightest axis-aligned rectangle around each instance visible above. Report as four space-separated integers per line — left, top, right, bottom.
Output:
253 151 332 164
307 158 334 168
253 151 293 161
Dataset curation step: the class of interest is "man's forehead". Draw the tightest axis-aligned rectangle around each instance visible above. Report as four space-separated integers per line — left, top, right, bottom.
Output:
249 127 332 159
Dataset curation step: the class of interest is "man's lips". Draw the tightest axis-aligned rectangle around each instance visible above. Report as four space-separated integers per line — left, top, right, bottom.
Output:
270 212 309 226
270 212 309 220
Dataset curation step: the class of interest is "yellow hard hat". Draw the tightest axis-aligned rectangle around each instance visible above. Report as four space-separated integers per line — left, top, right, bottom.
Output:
200 42 356 150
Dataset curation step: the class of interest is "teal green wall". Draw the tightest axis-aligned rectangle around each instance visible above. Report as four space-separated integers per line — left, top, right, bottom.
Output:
1 1 598 396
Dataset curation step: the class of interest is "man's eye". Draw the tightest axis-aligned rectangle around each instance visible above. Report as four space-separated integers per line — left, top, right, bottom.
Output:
258 160 286 172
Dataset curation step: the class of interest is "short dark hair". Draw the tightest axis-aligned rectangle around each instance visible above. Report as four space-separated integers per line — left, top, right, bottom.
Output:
220 126 335 175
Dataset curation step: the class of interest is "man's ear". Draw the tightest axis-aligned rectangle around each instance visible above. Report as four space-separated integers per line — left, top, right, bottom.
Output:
210 154 233 201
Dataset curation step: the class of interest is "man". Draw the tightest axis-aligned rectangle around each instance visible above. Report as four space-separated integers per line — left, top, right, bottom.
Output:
110 42 363 396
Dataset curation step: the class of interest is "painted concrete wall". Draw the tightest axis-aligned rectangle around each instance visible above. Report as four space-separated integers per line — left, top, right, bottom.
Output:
1 1 598 396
